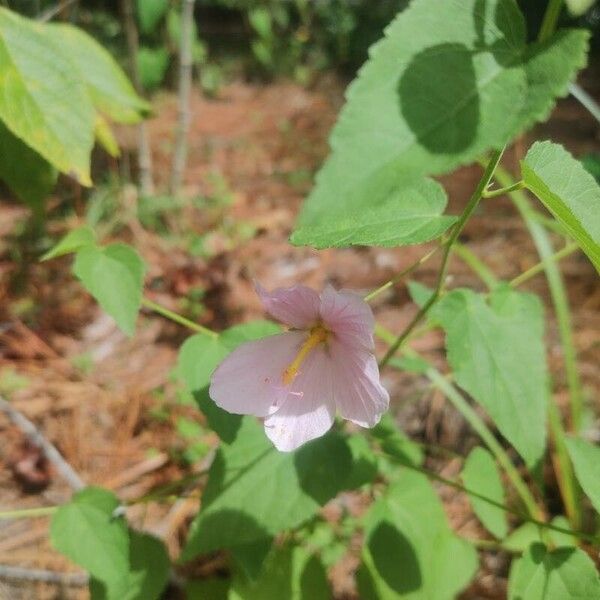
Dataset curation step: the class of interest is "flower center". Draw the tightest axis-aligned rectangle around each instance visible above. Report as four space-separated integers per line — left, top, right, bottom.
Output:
282 325 328 386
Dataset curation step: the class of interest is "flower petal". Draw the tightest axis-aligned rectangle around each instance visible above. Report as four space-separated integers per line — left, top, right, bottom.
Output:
256 282 321 329
329 339 389 427
209 331 306 417
263 346 335 451
319 285 375 350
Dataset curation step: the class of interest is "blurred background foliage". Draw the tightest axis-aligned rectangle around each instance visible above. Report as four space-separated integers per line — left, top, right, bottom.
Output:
7 0 600 94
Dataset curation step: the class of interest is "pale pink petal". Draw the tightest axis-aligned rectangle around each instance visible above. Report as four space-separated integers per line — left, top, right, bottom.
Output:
329 338 389 427
256 282 321 329
263 346 335 451
209 331 306 417
319 285 375 350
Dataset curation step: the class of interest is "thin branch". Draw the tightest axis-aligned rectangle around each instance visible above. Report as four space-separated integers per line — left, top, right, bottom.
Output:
570 82 600 125
379 147 504 367
38 0 78 22
120 0 154 196
141 296 217 338
364 244 442 303
170 0 197 194
0 565 88 586
0 395 85 491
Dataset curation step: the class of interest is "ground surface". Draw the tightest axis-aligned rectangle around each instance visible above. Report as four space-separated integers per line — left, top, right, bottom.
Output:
0 73 598 599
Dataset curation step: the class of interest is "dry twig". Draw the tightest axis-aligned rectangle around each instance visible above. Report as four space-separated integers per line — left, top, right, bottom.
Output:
0 395 84 491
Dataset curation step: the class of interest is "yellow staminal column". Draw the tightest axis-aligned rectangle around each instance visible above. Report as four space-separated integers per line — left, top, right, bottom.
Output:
282 325 328 386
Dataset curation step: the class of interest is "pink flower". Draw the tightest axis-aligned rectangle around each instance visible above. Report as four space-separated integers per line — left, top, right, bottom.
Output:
209 283 389 451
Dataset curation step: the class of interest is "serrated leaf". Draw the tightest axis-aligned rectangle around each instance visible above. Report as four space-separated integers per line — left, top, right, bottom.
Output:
522 140 600 272
0 121 57 207
229 544 331 600
180 423 352 560
0 8 95 185
565 437 600 515
508 544 600 600
73 243 145 336
295 0 588 225
43 23 149 124
291 178 456 249
432 287 547 466
462 447 508 539
136 0 169 34
50 487 129 585
357 470 477 600
41 226 96 261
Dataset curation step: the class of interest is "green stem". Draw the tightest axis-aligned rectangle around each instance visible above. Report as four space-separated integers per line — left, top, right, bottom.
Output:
364 244 441 303
141 297 218 338
495 166 582 529
548 398 580 527
509 242 579 288
496 167 583 433
424 363 543 520
396 458 597 545
0 506 58 520
483 181 524 199
453 242 498 290
538 0 563 42
379 148 504 367
375 324 543 520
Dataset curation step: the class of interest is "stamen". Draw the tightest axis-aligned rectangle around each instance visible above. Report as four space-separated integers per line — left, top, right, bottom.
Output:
282 325 328 385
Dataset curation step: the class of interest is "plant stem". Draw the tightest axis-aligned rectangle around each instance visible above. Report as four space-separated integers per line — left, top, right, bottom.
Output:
453 242 498 290
538 0 563 42
509 242 579 288
375 325 543 520
364 244 441 302
496 167 583 433
424 363 543 520
170 0 196 194
483 181 524 199
495 165 582 528
570 83 600 126
396 459 597 545
379 147 504 367
0 506 58 520
121 0 154 196
141 297 217 338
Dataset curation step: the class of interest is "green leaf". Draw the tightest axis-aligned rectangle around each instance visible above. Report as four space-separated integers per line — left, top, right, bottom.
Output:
137 46 170 91
229 544 331 600
291 178 456 249
502 517 575 553
50 487 129 585
0 121 56 207
43 23 149 124
461 447 508 539
230 538 273 580
0 8 95 185
41 226 96 261
180 422 353 560
90 531 170 600
565 0 596 16
521 141 600 272
371 414 424 467
73 243 145 336
433 286 548 466
357 470 477 600
565 436 600 515
295 0 588 226
186 578 230 600
508 544 600 600
136 0 169 34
